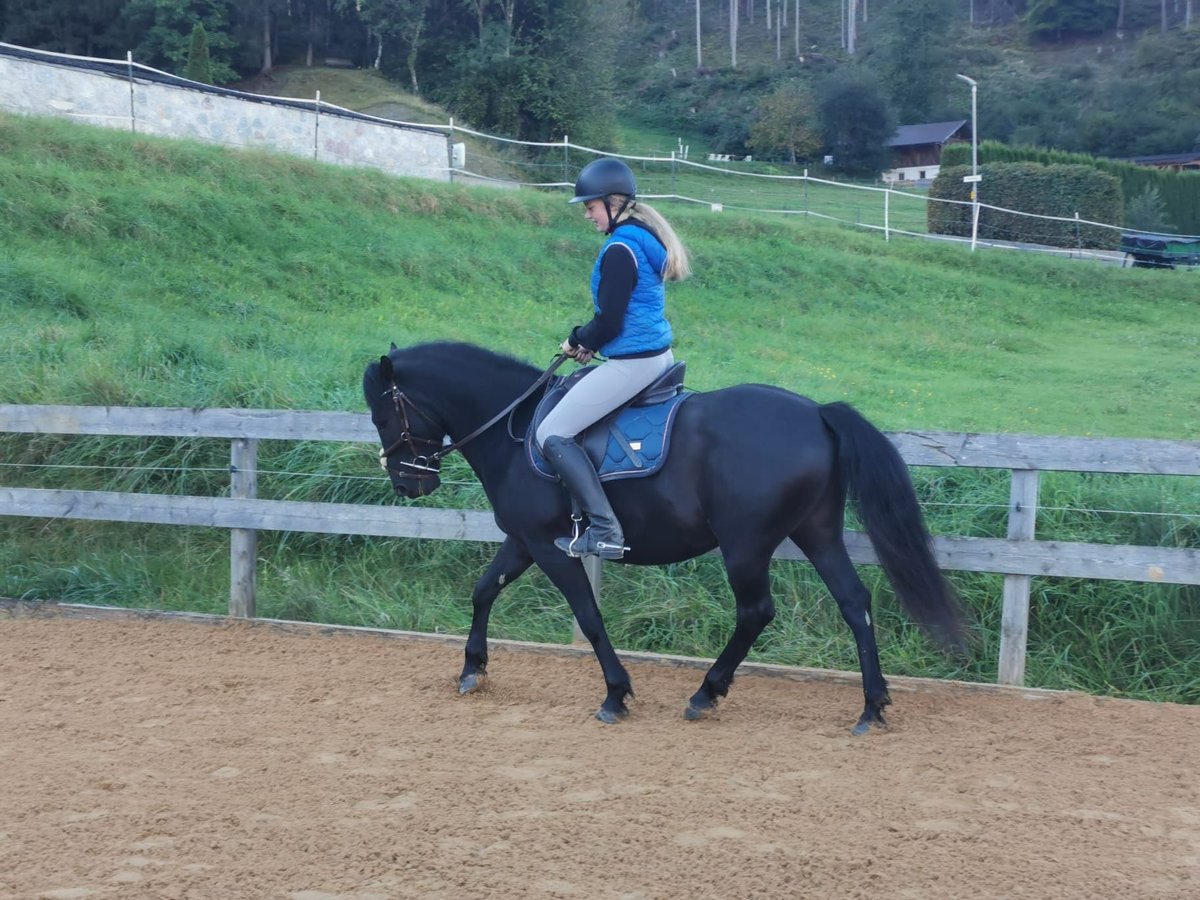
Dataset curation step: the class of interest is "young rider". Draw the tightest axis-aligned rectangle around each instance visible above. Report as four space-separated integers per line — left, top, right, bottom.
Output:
535 157 691 560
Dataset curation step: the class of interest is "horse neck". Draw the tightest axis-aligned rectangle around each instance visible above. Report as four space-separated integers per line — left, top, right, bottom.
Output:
426 354 535 478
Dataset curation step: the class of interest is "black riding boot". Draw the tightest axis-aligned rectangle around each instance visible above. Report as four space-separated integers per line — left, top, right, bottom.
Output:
543 435 627 560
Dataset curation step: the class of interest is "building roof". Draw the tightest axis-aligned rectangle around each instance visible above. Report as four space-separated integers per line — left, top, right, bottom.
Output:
1125 152 1200 169
887 121 969 148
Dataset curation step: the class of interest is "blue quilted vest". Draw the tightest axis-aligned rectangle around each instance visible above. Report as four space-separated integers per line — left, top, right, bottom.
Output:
591 223 673 357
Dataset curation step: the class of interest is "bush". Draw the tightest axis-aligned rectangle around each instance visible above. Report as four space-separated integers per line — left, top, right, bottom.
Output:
943 140 1200 234
929 162 1122 250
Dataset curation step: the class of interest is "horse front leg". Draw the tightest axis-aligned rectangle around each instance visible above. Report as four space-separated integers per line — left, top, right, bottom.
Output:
531 546 634 724
686 548 776 720
459 536 533 695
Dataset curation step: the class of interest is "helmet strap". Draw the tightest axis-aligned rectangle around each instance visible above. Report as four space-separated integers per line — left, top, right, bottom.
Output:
605 195 633 235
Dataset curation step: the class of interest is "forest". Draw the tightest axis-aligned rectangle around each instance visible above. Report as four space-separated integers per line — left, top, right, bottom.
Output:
1 1 1198 167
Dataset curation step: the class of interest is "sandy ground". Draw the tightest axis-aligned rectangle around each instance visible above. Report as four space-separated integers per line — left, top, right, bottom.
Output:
0 612 1197 900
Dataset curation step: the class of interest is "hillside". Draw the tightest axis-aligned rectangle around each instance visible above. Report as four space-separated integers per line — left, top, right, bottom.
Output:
248 14 1200 164
619 3 1200 161
6 0 1195 166
1 111 1197 437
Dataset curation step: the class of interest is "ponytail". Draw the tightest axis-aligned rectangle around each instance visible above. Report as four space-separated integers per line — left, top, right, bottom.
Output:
613 200 691 282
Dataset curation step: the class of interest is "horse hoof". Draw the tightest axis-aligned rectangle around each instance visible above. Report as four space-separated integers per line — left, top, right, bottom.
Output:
458 673 486 695
851 716 885 736
684 702 710 721
595 706 628 724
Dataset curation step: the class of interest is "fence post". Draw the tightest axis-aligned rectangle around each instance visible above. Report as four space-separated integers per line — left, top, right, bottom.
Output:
573 557 602 644
884 188 891 241
563 134 569 184
970 199 981 251
126 51 136 133
998 468 1039 685
313 90 320 160
229 438 258 618
447 116 455 184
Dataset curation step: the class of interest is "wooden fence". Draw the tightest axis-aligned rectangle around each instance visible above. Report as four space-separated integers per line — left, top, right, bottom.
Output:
2 404 1198 687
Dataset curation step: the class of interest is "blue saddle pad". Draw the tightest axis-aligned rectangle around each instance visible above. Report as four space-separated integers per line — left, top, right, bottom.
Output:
527 389 693 482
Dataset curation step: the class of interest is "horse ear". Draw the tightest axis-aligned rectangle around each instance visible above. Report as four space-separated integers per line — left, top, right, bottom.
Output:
390 342 398 351
379 355 394 380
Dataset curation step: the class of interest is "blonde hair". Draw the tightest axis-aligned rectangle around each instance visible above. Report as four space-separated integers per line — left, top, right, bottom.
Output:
612 198 691 282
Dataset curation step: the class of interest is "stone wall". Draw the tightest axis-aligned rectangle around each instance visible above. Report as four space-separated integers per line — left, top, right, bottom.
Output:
0 46 449 182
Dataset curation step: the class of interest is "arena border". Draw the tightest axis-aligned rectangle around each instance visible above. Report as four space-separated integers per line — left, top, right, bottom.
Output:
0 598 1075 703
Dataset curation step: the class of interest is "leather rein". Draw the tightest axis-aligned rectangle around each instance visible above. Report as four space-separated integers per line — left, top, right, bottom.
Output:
379 353 570 479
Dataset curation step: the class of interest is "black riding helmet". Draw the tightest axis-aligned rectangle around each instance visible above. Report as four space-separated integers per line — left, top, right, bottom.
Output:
569 158 637 234
569 157 637 203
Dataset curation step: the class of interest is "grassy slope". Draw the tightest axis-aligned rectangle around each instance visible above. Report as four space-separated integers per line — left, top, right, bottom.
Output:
2 112 1197 436
1 113 1198 701
235 66 449 124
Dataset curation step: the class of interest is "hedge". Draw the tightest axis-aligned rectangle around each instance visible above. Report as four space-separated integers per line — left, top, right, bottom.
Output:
929 162 1123 250
943 141 1200 235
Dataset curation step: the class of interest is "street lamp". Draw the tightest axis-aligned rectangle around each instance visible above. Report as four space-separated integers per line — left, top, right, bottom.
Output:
955 73 980 249
955 73 978 184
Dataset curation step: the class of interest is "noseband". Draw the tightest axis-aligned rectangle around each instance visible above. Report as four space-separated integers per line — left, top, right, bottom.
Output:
378 387 445 480
377 352 571 483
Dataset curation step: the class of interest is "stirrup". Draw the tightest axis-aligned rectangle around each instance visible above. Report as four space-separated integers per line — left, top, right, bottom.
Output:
554 530 628 561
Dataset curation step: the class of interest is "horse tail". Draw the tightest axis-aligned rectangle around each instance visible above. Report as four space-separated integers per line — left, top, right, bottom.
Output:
818 401 969 655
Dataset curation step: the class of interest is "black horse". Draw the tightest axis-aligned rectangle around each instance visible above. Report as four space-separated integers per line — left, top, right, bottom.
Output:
364 342 967 733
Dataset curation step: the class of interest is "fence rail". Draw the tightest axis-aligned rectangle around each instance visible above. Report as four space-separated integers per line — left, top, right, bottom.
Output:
3 404 1198 687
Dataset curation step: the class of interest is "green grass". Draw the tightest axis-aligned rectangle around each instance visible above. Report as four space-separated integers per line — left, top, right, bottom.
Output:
236 65 448 123
1 111 1198 703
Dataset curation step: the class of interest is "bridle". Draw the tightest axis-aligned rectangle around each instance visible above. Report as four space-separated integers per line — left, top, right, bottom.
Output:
378 387 446 480
378 352 571 483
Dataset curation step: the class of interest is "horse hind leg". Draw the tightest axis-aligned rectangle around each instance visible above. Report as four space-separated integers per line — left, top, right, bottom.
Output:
793 526 891 735
685 548 776 720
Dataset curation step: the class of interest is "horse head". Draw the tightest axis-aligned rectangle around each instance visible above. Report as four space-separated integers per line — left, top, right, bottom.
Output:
363 348 446 499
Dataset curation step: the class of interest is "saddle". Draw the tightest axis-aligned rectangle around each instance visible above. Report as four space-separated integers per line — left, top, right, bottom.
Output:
526 361 693 482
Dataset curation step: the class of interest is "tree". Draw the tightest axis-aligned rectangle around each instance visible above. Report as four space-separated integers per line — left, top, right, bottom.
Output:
863 0 957 124
119 0 237 83
462 0 489 47
184 21 213 83
497 0 517 56
1024 0 1118 41
336 0 429 92
847 0 858 55
516 0 619 146
730 0 738 69
747 79 822 163
818 71 895 177
1125 185 1173 233
2 0 126 57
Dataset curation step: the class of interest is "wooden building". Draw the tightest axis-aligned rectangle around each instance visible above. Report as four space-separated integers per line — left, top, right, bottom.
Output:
883 120 970 184
1125 152 1200 172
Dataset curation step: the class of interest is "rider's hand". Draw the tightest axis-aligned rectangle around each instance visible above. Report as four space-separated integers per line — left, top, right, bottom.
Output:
560 339 594 364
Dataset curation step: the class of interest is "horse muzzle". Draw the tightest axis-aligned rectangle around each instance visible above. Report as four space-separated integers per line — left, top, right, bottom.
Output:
393 473 441 499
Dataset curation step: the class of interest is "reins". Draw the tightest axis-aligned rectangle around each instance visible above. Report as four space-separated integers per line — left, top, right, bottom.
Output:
380 352 570 476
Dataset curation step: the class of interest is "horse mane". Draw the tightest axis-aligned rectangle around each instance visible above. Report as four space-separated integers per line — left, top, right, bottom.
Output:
395 342 539 379
368 341 542 405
